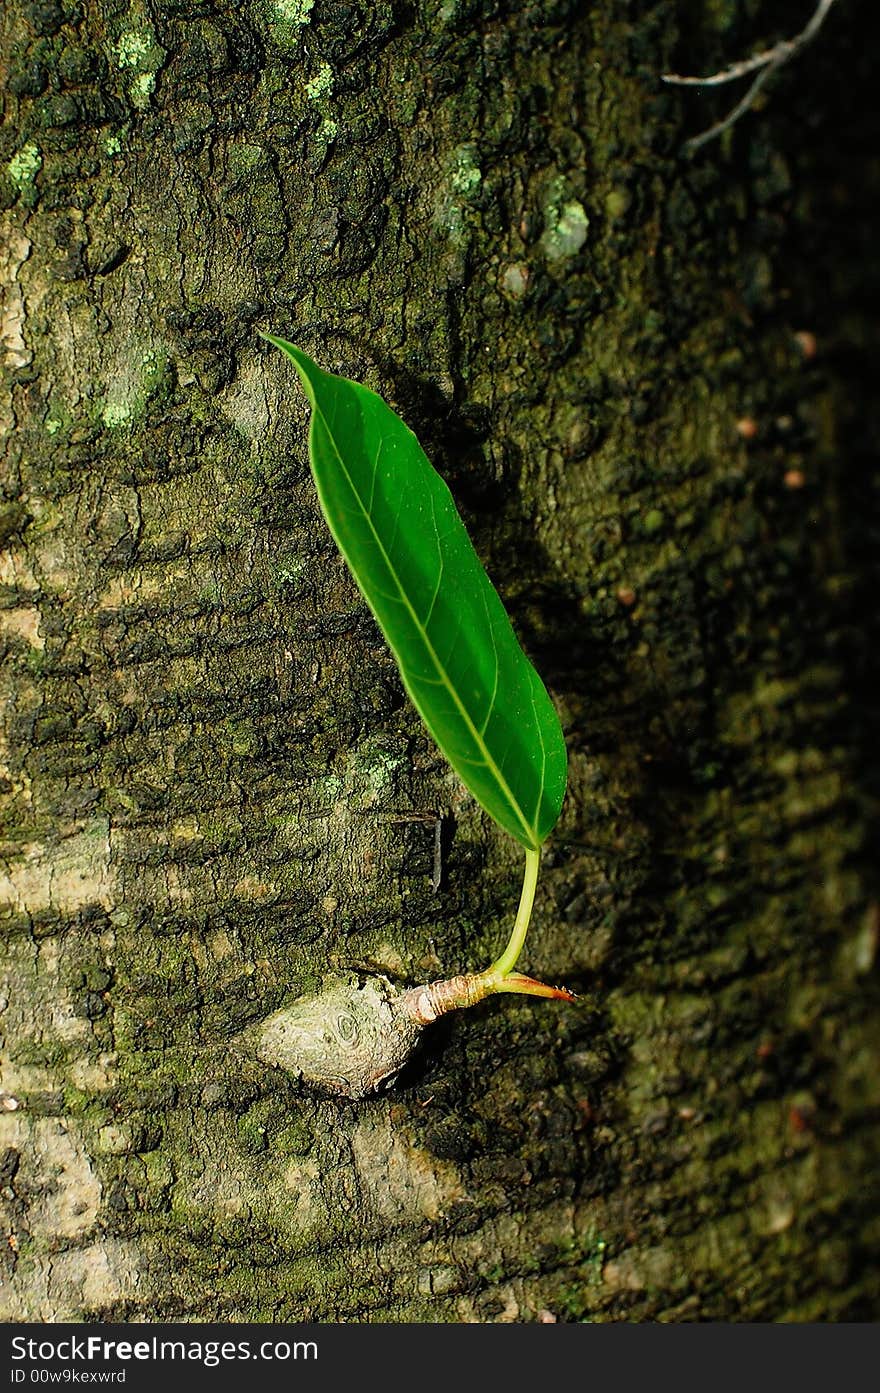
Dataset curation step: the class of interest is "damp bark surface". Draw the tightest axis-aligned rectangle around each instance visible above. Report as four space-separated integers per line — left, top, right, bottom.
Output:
1 0 878 1322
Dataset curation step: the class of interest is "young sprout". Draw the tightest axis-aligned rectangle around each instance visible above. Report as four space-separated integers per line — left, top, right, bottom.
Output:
256 337 573 1099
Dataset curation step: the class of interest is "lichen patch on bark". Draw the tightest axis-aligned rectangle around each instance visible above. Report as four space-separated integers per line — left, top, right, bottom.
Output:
0 607 44 651
0 821 113 915
0 226 32 373
349 1111 465 1225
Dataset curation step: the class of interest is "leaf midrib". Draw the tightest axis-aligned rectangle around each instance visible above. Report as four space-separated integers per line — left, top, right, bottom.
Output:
312 396 540 849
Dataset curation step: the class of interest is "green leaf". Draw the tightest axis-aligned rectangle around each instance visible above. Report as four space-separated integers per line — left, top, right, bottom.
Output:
263 335 567 850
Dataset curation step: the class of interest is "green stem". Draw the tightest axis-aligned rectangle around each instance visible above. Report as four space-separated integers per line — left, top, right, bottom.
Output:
488 845 541 978
401 845 575 1023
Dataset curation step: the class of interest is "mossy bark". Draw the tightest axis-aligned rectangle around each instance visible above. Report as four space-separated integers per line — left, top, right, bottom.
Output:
1 0 878 1321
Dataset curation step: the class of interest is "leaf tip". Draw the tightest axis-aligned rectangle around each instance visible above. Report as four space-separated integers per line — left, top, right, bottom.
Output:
258 329 291 351
259 332 318 405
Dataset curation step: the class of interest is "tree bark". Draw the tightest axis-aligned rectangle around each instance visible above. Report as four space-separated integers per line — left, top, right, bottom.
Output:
1 0 878 1322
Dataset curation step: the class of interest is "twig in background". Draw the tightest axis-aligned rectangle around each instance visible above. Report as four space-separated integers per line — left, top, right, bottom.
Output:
662 0 838 153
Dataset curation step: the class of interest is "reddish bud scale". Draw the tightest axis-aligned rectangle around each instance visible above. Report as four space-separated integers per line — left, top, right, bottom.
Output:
401 971 576 1026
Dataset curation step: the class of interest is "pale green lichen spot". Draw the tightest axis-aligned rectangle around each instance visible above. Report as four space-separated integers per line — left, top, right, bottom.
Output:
7 143 42 191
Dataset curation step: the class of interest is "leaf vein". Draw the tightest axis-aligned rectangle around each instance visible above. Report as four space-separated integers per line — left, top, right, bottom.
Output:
477 585 500 737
